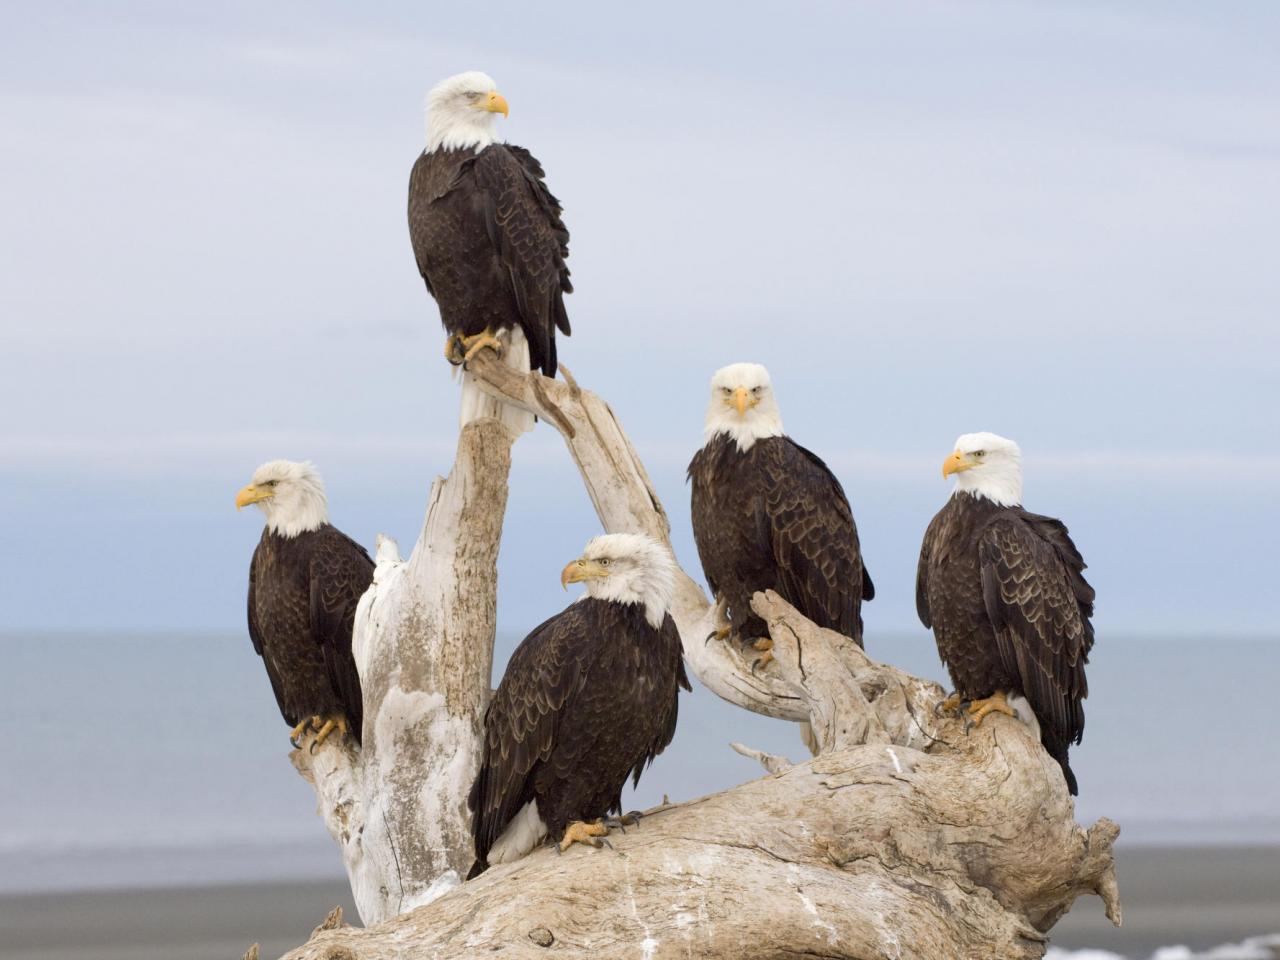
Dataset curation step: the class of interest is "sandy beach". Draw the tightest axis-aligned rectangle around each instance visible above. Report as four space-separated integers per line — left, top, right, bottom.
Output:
1 845 1276 960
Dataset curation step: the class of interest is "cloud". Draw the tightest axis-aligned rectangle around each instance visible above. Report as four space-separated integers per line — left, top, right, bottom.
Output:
4 430 1275 493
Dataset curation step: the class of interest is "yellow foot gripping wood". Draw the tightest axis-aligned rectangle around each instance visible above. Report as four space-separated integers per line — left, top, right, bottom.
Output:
290 715 321 748
604 811 643 833
558 819 610 852
461 329 504 363
443 333 465 364
934 693 964 717
311 714 350 751
965 691 1017 730
751 637 774 673
704 596 733 645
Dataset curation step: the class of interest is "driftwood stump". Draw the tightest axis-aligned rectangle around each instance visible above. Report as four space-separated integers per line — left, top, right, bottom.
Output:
282 355 1120 958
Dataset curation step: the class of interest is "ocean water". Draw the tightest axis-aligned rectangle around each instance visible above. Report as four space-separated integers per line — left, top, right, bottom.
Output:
0 631 1276 893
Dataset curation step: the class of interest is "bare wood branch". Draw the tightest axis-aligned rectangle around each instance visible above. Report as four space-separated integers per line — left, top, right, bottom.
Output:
729 740 794 774
289 417 514 923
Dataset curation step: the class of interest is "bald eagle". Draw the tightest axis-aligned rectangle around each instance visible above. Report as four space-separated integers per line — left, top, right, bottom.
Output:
408 70 572 435
236 460 373 748
916 433 1095 794
467 534 689 878
688 363 873 668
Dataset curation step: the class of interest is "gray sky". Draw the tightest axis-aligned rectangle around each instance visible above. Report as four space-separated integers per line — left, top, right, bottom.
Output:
1 1 1277 637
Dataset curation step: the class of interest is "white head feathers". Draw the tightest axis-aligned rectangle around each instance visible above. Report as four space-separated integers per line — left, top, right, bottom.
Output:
703 362 785 452
425 70 506 154
566 533 677 629
947 432 1023 507
238 460 329 538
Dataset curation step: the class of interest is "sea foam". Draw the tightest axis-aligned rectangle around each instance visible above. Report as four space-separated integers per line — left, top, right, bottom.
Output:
1048 934 1280 960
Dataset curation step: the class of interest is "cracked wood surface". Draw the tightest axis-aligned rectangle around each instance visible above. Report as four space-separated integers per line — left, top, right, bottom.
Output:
290 417 514 923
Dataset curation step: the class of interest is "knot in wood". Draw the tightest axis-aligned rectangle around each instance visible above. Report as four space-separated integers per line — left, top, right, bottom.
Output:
527 927 555 948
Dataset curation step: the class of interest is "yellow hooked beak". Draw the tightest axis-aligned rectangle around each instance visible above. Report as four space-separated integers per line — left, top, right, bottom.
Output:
479 90 509 117
733 387 751 416
561 558 608 589
942 450 976 478
235 483 273 510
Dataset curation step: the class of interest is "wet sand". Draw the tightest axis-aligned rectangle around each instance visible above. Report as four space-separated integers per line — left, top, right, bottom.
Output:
0 880 358 960
1 846 1276 960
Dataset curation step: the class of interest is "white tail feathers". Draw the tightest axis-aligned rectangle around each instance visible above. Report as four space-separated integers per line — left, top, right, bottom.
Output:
488 800 547 864
458 327 536 435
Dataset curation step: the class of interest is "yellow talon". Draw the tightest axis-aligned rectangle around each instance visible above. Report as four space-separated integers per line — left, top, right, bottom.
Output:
965 691 1017 728
935 693 963 717
559 819 610 852
752 637 774 671
311 714 350 748
461 329 504 363
706 596 733 644
443 333 465 364
289 716 318 747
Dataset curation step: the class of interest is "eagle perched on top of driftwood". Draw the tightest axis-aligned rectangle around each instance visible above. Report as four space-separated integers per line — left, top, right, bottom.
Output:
237 460 373 749
916 432 1096 794
688 362 874 669
467 533 689 877
408 70 572 435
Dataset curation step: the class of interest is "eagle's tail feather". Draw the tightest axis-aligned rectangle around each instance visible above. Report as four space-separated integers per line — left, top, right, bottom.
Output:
1040 726 1079 796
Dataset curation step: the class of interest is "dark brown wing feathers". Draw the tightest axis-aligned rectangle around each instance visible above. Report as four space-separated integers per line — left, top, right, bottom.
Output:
468 607 578 868
917 494 1094 794
979 514 1093 747
247 525 373 745
308 528 374 744
247 558 290 719
689 434 871 645
915 511 942 630
769 441 871 638
407 144 571 376
468 600 686 877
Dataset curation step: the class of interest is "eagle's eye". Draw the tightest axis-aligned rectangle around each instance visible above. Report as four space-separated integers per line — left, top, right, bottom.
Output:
751 386 762 395
721 387 732 396
973 451 985 458
599 558 610 566
264 479 278 487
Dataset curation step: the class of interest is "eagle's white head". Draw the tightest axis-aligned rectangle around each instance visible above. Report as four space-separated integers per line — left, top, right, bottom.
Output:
943 432 1023 507
425 71 509 154
560 533 677 629
703 362 785 453
235 459 329 538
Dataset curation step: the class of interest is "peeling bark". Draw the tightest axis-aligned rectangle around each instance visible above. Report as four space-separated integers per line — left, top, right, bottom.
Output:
281 357 1120 957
